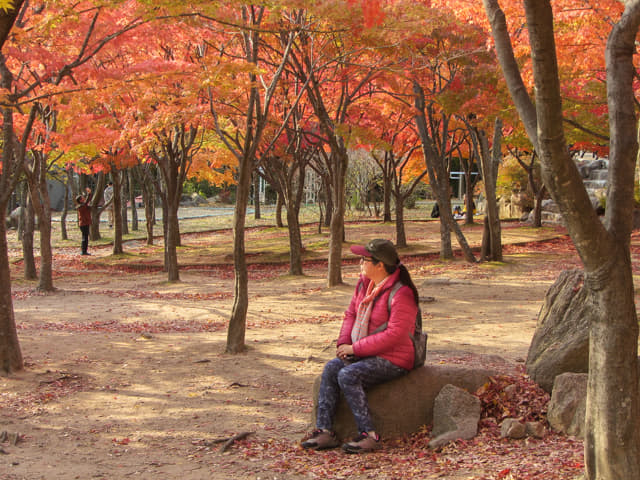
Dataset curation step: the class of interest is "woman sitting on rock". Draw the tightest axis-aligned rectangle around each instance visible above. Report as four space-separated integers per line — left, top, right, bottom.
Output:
301 239 419 453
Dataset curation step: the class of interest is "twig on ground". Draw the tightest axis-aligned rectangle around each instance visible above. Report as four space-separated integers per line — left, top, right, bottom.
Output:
210 431 254 453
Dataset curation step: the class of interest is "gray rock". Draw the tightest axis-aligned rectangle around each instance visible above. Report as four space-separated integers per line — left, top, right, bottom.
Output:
547 372 587 439
525 269 589 392
428 384 481 449
500 418 526 439
311 363 493 441
525 421 546 438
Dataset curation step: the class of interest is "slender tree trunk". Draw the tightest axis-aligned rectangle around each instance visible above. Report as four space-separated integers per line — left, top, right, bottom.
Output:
161 196 169 272
480 216 491 259
287 166 306 275
323 178 332 228
383 174 392 223
35 173 53 292
227 153 252 353
286 205 303 275
476 120 503 261
17 181 25 241
327 152 347 286
112 171 123 255
129 170 138 231
275 193 284 228
165 197 180 282
532 185 546 227
439 215 452 258
89 174 105 242
137 165 155 245
120 175 129 236
144 187 154 246
60 172 70 241
413 85 475 262
253 171 261 220
0 215 23 375
395 196 407 248
22 194 36 280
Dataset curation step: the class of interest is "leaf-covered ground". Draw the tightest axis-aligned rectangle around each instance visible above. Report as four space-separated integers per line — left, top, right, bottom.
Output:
3 219 632 479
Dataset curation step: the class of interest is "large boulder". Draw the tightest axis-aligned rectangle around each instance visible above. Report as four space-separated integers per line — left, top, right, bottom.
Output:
547 372 587 439
310 364 493 441
526 269 590 392
428 384 481 449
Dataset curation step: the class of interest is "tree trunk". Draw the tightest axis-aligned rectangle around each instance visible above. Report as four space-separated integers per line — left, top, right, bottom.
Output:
285 167 305 276
0 211 23 375
165 196 180 282
120 175 129 236
60 172 71 241
275 193 284 228
413 85 475 262
584 3 640 478
89 174 105 242
161 196 169 272
227 153 252 353
112 171 123 255
327 152 347 287
253 171 261 220
480 216 490 260
17 180 26 241
532 185 545 228
383 174 392 223
22 194 36 280
35 175 53 292
286 205 303 275
476 120 503 261
0 43 25 374
137 165 155 245
439 216 452 259
395 197 407 248
129 170 138 231
323 177 332 228
485 1 640 477
144 188 154 246
584 253 639 479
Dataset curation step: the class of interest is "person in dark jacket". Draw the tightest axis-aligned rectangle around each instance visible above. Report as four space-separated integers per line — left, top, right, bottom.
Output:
76 188 92 255
301 239 420 453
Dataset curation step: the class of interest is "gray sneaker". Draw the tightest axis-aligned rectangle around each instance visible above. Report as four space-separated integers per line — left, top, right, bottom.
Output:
301 429 340 450
342 432 380 453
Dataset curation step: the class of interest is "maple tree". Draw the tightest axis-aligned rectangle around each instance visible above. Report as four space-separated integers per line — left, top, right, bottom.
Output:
258 78 319 275
202 4 299 352
484 1 640 478
0 0 25 373
367 108 425 248
0 0 153 372
284 8 385 286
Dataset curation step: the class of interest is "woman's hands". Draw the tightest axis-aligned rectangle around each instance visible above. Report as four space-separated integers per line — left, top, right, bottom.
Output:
336 344 354 360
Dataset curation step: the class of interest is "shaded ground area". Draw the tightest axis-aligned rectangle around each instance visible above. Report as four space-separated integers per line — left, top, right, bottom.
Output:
4 218 636 479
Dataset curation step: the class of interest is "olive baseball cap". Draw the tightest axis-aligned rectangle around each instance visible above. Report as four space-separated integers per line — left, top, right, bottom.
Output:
350 239 399 266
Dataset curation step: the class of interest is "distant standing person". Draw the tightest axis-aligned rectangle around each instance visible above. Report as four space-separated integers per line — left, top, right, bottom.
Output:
76 188 92 255
104 182 114 228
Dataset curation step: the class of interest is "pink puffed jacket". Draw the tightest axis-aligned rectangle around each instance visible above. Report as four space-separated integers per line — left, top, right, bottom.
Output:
337 269 418 371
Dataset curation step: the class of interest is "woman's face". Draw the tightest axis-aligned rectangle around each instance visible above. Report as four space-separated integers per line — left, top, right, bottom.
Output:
360 256 377 280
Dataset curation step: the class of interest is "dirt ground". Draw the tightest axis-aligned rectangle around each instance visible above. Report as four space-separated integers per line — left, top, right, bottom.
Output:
0 220 591 479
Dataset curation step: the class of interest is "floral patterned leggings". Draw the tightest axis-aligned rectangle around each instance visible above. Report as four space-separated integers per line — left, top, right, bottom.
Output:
316 356 408 434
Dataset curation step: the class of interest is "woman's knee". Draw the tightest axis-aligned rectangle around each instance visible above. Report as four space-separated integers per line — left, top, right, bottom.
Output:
337 365 360 390
322 357 344 379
